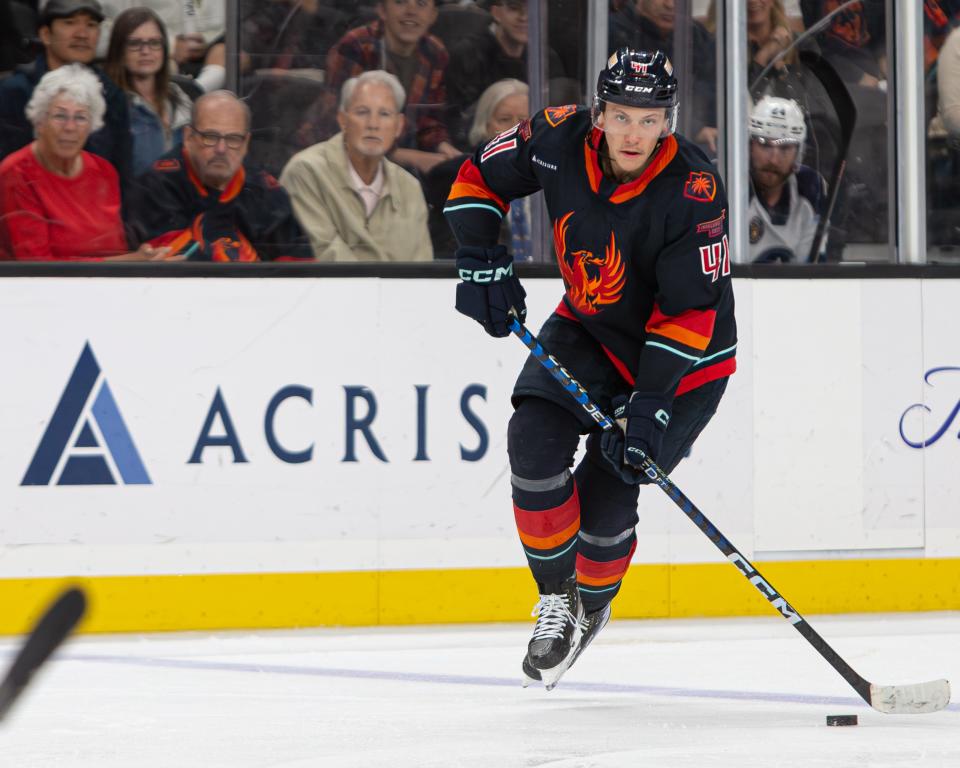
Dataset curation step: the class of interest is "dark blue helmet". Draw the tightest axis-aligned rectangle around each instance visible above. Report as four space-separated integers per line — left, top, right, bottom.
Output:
593 48 679 136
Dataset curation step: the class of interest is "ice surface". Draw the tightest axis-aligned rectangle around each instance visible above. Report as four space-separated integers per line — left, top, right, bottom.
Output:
1 612 958 767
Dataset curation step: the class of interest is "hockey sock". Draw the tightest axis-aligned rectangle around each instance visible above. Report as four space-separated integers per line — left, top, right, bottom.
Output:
576 528 637 612
512 471 580 586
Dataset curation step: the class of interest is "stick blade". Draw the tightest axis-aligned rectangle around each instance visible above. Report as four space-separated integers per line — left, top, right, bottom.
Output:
0 586 87 722
870 679 951 714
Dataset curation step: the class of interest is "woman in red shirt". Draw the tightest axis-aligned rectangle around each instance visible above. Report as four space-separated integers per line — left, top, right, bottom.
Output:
0 63 167 261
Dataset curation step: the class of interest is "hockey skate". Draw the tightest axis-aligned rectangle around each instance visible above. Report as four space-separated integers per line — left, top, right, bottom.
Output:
521 577 584 691
522 601 611 690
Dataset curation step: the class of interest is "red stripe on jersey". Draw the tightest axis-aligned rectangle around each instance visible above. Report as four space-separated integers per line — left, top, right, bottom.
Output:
447 158 508 211
480 138 517 163
583 138 602 193
645 304 716 351
609 135 678 204
676 357 737 396
576 541 637 586
514 485 580 538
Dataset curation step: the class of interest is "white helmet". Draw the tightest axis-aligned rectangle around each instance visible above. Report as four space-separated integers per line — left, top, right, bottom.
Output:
750 95 806 163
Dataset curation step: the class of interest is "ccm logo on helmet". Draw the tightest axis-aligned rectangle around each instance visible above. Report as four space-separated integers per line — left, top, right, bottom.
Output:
624 84 654 93
459 264 514 283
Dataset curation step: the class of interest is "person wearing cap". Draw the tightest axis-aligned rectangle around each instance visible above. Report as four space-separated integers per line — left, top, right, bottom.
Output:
0 0 131 183
748 95 826 263
444 48 735 690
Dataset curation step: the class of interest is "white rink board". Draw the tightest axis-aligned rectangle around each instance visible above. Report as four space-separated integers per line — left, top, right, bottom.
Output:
0 276 957 578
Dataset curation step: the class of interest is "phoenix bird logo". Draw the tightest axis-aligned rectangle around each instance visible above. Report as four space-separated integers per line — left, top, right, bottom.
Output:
552 212 626 315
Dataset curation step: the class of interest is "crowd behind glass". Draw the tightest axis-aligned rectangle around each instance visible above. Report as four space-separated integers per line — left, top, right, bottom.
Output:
1 0 958 264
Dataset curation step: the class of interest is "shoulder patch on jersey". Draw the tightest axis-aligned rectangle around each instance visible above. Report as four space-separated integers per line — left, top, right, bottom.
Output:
749 216 764 244
518 118 532 141
153 158 181 172
544 104 577 127
696 209 726 238
683 171 717 202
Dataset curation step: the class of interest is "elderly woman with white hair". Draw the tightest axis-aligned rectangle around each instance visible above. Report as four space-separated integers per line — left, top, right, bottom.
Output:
0 64 166 260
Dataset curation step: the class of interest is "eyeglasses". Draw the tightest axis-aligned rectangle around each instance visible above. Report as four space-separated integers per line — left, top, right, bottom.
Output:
48 111 90 126
126 37 164 52
190 127 248 149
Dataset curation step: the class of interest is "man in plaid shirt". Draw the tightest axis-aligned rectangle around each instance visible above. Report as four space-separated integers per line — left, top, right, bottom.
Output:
323 0 461 174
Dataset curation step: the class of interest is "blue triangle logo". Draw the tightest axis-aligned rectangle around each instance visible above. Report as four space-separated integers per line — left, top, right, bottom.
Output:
22 343 151 486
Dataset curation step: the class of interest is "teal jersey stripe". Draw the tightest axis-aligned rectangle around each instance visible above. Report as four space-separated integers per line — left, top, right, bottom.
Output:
644 340 702 362
693 343 738 367
442 202 505 219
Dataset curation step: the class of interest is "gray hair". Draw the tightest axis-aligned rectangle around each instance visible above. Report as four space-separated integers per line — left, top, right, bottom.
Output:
468 78 528 146
191 89 252 132
339 70 406 113
25 63 105 133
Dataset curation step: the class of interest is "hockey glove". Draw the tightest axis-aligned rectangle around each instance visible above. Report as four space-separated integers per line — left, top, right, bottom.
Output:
600 394 671 485
455 245 527 338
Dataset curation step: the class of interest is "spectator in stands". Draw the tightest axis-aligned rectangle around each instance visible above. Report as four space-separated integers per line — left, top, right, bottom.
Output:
748 96 825 263
609 0 718 152
321 0 460 174
0 65 169 260
939 26 960 136
0 0 131 180
799 0 886 88
97 0 225 77
445 0 564 147
705 0 796 84
424 77 530 259
104 7 192 177
129 90 312 261
281 70 433 262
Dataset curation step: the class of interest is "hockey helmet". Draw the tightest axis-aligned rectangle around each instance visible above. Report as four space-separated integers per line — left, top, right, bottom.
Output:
750 95 807 163
592 48 679 137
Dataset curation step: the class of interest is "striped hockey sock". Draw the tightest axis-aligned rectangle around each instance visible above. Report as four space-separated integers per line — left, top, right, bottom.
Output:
511 469 579 587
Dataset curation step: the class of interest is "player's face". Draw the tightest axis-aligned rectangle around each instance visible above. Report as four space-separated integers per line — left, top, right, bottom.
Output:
599 104 668 177
485 92 529 139
750 138 797 192
35 93 92 164
491 0 528 46
41 13 100 67
186 100 250 189
637 0 674 36
377 0 437 50
123 20 165 79
338 81 405 160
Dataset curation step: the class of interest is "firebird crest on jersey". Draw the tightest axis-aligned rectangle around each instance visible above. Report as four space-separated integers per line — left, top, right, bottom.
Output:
480 124 520 163
553 211 626 314
544 104 577 128
683 171 717 202
700 235 731 282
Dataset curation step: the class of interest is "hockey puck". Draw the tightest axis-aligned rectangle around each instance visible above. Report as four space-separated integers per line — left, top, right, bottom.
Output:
826 714 858 726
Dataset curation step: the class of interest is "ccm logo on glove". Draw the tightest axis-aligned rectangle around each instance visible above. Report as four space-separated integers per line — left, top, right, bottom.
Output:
458 263 515 283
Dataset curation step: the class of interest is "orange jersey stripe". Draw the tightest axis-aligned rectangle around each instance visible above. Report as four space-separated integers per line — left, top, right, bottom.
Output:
447 158 507 210
648 324 712 352
647 304 717 338
517 517 580 551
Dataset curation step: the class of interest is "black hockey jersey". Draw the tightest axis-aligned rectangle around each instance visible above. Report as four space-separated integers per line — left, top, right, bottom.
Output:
444 106 737 399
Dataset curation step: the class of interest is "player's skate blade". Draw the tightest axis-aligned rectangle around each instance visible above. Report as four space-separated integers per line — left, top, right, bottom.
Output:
522 603 610 689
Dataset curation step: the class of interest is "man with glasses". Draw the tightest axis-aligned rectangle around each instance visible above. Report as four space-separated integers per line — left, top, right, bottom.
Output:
129 90 311 261
0 0 131 181
281 70 432 262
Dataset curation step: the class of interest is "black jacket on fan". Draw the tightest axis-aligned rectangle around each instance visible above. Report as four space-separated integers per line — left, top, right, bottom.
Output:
444 106 736 400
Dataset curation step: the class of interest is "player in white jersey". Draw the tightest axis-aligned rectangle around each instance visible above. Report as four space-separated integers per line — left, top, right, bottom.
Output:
748 95 826 263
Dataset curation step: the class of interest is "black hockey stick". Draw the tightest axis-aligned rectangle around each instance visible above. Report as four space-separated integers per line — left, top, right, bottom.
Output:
798 49 857 264
508 316 950 714
0 587 87 723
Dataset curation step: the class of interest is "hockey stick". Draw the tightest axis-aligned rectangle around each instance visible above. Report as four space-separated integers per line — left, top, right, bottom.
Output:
0 587 87 723
508 316 950 714
798 49 856 264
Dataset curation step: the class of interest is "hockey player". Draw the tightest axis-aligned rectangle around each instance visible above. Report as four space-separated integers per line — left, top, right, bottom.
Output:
748 95 826 263
444 48 736 689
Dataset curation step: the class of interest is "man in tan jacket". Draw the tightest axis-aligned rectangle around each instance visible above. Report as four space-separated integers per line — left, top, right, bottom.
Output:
281 69 433 262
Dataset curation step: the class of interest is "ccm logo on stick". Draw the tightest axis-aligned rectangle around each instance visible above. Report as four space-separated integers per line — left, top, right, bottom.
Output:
459 265 514 283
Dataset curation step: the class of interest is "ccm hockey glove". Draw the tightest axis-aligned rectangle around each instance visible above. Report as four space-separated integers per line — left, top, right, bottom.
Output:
600 393 671 484
455 245 527 337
